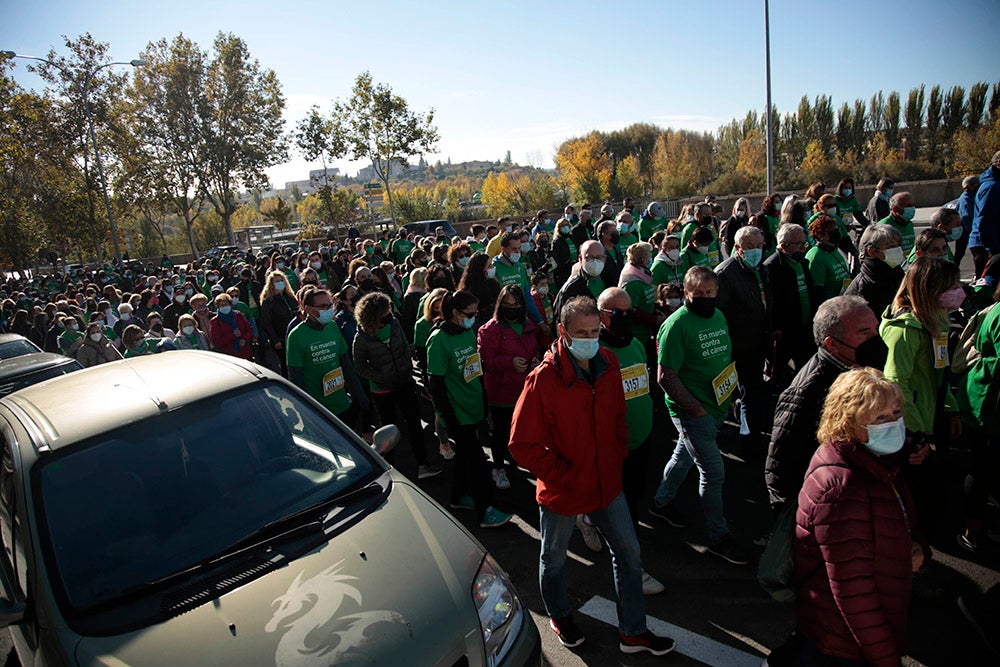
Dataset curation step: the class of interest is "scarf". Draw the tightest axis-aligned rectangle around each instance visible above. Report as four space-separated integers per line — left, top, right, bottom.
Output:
618 263 652 288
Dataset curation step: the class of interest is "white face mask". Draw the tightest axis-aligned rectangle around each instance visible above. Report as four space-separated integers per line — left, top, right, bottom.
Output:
583 258 605 278
486 266 497 279
882 246 905 268
825 207 837 217
89 332 102 342
182 325 195 336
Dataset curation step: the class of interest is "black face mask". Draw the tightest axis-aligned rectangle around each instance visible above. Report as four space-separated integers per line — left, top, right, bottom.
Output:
609 231 621 244
380 313 394 327
500 305 524 323
825 229 842 246
699 216 713 226
790 250 807 262
685 296 716 318
359 278 375 292
833 334 889 370
600 312 634 346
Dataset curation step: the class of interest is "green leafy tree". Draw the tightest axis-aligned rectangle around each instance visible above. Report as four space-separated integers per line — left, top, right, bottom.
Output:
198 32 287 245
813 95 835 156
903 85 925 160
261 195 294 229
967 82 989 129
926 85 943 162
884 93 900 150
294 105 347 236
334 71 439 224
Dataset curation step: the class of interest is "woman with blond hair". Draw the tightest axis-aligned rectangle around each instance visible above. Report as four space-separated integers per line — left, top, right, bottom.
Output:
259 270 298 375
792 367 920 666
173 314 211 351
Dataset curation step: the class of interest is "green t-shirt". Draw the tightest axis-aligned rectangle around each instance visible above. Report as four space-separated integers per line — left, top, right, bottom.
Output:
616 231 639 260
680 222 721 265
603 337 652 449
679 247 712 275
286 320 351 415
637 216 667 242
414 317 435 349
391 239 414 264
623 279 656 342
805 245 851 301
651 258 684 285
587 275 606 298
656 307 734 419
493 257 529 291
789 258 812 326
426 327 484 425
469 240 485 253
906 243 954 265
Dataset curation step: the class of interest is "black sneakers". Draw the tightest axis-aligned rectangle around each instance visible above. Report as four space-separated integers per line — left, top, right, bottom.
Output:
549 615 584 648
619 630 676 656
707 533 752 565
649 502 688 528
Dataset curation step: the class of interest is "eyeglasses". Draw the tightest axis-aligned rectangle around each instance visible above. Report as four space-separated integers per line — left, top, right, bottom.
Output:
600 307 634 317
461 309 478 318
312 302 334 310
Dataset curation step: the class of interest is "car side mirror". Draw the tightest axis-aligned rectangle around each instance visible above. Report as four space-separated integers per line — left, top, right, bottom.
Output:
0 598 25 628
371 424 400 457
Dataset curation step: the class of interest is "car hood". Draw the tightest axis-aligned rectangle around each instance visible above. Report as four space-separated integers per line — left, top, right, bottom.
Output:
74 476 487 667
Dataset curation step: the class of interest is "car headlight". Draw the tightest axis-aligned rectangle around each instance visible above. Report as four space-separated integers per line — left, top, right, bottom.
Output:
472 554 524 667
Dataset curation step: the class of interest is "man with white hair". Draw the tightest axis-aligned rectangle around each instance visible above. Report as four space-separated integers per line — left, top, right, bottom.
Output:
764 223 816 383
714 225 772 457
637 201 668 241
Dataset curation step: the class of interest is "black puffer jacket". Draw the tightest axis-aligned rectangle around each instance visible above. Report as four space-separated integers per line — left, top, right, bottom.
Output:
845 258 903 320
765 348 851 508
352 318 416 392
715 255 769 358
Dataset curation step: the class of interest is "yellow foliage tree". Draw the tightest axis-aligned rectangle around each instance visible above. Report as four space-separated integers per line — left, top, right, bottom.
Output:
948 116 1000 177
554 131 612 203
614 155 643 199
800 140 832 182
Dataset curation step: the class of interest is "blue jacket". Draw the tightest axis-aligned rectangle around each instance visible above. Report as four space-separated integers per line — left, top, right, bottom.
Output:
970 165 998 251
957 190 975 234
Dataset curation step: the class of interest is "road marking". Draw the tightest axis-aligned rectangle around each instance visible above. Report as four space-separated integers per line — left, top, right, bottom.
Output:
579 595 762 666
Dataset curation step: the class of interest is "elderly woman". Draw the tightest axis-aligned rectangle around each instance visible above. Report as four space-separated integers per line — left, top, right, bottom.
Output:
209 293 254 359
259 269 298 374
845 223 905 318
618 242 659 349
722 197 751 257
794 367 920 666
173 313 211 351
77 320 122 367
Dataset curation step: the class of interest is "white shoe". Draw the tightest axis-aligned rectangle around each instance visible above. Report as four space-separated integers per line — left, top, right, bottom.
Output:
439 443 455 460
576 515 603 552
491 468 511 490
642 570 664 595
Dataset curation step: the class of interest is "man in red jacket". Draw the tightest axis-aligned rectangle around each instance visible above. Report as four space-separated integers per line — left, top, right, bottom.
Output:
509 296 675 657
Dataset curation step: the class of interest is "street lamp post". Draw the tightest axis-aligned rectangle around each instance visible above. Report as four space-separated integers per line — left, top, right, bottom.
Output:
764 0 774 194
2 51 144 266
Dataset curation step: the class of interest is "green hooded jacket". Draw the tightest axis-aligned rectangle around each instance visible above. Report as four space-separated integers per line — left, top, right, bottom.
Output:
879 308 956 435
957 304 1000 435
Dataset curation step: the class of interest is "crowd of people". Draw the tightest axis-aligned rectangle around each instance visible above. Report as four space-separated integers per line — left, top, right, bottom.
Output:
2 151 999 662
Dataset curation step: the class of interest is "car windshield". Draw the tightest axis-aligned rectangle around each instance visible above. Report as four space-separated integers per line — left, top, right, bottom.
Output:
0 361 80 397
0 340 40 359
34 382 381 612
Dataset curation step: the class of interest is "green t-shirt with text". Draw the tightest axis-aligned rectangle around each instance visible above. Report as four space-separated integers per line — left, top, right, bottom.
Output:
656 306 734 419
426 327 484 425
805 245 850 301
603 337 652 448
286 320 351 415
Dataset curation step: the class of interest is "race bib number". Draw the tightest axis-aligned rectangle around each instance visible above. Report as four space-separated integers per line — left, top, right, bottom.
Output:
933 332 949 369
621 363 649 400
463 352 483 382
841 278 852 295
712 361 739 405
322 367 345 396
708 249 720 266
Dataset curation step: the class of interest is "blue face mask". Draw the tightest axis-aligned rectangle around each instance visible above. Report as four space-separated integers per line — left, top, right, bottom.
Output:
461 316 475 329
948 226 963 241
218 306 232 315
842 188 853 197
742 248 763 268
508 252 521 264
566 335 600 361
864 417 906 456
902 207 916 221
317 308 335 325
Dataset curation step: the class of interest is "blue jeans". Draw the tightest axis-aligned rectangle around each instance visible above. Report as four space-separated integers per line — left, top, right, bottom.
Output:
538 493 646 635
654 411 728 542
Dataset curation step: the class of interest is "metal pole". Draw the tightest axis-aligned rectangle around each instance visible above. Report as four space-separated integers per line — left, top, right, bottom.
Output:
764 0 774 194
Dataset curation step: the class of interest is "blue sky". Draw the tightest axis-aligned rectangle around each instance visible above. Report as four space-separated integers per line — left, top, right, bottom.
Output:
2 0 999 188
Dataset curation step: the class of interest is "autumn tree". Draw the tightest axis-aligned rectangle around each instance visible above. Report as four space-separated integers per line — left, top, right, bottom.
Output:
198 32 287 245
294 104 347 236
554 132 612 203
334 71 439 224
261 195 294 229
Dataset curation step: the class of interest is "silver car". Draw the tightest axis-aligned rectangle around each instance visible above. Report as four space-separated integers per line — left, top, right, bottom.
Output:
0 351 539 665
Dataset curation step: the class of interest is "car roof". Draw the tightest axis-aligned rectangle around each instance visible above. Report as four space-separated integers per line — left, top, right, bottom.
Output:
0 333 34 345
1 351 275 451
0 352 78 381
